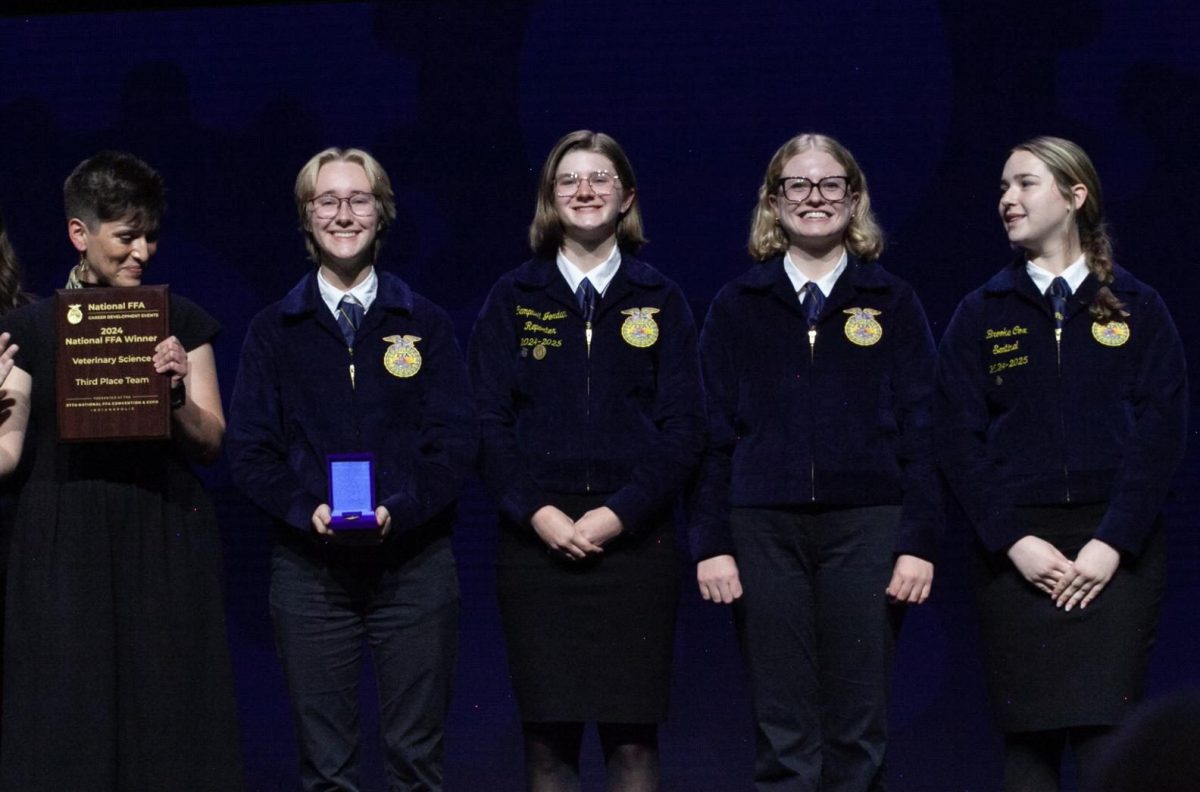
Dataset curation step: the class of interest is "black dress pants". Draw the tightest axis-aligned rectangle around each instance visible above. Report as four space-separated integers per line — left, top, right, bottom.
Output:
270 534 460 791
732 505 900 791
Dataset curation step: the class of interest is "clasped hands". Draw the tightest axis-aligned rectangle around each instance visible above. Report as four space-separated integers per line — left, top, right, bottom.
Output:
531 504 623 560
1007 535 1120 611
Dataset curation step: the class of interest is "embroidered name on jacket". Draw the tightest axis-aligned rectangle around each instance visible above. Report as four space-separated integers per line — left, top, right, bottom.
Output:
985 325 1029 339
986 326 1029 375
517 304 568 357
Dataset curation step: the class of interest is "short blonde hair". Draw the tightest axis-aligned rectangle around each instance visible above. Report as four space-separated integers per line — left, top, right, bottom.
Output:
747 133 883 262
294 147 397 264
528 130 646 259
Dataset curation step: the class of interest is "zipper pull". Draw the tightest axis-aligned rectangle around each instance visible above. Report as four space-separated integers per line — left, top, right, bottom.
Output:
1054 327 1062 368
349 362 356 389
808 327 817 359
586 321 593 356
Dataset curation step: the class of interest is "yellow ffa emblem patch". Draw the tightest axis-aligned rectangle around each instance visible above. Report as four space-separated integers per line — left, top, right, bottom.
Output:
843 308 883 346
1091 321 1130 347
533 344 547 360
67 304 83 325
383 335 422 378
620 307 660 348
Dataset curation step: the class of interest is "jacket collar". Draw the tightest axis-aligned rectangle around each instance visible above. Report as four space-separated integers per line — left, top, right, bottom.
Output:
280 268 414 319
512 254 665 289
983 257 1139 319
735 255 889 317
512 255 667 319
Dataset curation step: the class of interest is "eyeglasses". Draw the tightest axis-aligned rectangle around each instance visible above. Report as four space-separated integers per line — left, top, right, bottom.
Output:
310 191 378 219
554 170 621 197
777 176 850 203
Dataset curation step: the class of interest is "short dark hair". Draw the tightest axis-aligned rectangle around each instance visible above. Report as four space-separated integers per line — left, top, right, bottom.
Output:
64 151 166 234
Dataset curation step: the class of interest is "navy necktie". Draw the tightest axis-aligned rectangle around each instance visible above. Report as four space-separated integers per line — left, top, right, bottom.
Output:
337 294 364 346
801 282 824 327
576 279 597 323
1047 276 1070 330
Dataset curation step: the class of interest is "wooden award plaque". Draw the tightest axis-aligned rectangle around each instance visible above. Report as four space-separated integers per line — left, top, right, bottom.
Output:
55 286 171 442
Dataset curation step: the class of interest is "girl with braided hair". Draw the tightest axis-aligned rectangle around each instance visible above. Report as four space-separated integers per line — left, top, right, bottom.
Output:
936 136 1187 790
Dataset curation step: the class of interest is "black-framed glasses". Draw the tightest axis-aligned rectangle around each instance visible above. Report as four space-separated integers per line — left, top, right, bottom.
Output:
777 176 850 203
310 191 378 219
554 170 621 197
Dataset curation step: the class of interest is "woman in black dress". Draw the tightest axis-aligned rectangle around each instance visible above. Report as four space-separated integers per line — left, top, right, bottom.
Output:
936 137 1187 790
469 130 705 791
0 152 241 791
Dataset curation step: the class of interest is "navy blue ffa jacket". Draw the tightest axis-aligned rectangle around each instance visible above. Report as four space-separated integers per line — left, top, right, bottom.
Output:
468 256 705 534
690 257 942 562
227 270 476 540
935 261 1187 557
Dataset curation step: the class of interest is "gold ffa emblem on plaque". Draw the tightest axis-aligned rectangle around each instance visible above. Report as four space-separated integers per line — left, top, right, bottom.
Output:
843 308 883 346
620 307 660 348
1091 321 1130 347
383 335 422 378
533 344 547 360
67 304 83 325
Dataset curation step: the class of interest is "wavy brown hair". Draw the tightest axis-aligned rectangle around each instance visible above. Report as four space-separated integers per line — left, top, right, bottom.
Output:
1013 136 1125 322
0 208 28 315
748 133 883 262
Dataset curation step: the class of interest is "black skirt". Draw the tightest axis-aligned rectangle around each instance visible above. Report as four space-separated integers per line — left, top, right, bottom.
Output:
975 503 1166 732
496 492 679 723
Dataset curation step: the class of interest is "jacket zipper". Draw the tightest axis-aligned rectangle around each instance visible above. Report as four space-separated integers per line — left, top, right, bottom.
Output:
1055 325 1070 502
347 344 356 390
585 318 592 492
808 323 817 501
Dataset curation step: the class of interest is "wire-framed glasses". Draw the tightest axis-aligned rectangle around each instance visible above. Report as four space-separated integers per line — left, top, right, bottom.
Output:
554 170 621 197
310 191 378 219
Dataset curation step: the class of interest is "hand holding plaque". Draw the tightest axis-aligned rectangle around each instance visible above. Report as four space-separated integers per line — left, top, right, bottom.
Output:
56 285 171 441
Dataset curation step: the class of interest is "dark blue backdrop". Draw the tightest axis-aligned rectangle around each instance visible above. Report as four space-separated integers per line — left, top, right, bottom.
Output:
1 2 1197 789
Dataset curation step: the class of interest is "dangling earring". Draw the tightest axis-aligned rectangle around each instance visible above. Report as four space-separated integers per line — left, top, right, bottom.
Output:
66 255 90 289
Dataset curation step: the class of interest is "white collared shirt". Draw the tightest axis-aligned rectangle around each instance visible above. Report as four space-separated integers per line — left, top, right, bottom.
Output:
317 266 379 318
783 250 848 303
1026 254 1088 295
556 245 622 297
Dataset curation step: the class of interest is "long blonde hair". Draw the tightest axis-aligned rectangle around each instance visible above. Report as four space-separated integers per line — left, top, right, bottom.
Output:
747 133 883 262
